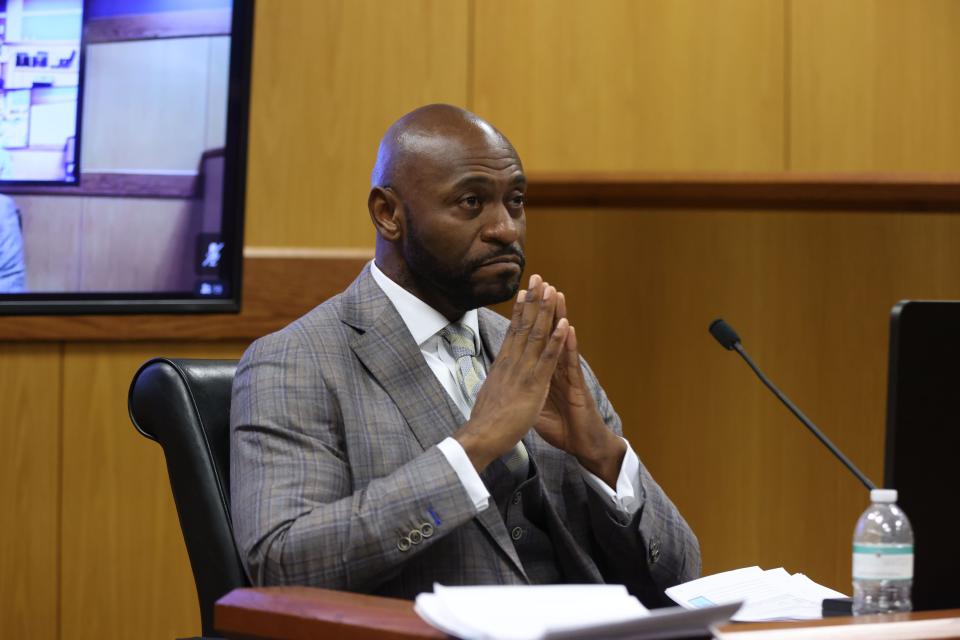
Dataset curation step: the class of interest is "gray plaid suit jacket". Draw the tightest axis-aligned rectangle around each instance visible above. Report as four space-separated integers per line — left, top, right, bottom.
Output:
230 265 700 606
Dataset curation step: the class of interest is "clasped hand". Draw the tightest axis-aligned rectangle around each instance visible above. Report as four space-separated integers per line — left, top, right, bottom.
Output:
453 275 626 488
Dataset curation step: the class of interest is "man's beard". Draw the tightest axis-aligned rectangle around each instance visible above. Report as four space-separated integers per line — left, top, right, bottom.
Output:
402 221 525 311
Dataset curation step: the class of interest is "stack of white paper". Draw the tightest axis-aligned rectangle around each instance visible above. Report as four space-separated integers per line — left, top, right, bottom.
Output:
414 583 741 640
665 566 847 622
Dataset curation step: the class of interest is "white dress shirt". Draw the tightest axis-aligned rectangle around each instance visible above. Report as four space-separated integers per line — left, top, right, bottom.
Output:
369 260 641 515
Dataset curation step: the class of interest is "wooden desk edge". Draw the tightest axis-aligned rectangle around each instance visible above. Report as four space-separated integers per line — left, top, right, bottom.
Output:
215 587 960 640
215 587 448 640
715 607 960 633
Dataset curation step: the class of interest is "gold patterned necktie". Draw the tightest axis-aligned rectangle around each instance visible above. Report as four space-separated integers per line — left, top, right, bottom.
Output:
440 322 529 483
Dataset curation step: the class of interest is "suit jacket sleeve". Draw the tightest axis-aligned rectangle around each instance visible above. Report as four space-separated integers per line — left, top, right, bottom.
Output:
229 327 480 592
579 357 702 606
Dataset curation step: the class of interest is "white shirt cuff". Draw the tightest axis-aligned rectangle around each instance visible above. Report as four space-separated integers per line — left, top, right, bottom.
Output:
579 437 642 515
437 437 490 512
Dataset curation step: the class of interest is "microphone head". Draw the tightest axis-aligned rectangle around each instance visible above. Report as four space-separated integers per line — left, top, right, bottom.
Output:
709 318 741 350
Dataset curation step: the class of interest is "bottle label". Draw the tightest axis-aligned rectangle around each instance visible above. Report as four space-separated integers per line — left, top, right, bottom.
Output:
852 544 914 580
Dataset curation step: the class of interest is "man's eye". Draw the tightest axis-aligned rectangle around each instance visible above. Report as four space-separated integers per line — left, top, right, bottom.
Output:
511 195 526 207
461 196 481 208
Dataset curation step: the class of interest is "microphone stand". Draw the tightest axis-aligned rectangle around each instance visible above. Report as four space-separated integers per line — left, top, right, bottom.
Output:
710 318 876 491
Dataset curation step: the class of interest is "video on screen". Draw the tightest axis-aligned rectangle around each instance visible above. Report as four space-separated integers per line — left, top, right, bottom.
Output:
0 0 242 303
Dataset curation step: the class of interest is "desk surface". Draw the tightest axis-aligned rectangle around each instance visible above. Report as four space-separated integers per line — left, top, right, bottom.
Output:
215 587 960 640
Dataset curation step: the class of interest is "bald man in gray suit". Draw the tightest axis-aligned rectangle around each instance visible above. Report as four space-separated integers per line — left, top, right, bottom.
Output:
230 105 699 607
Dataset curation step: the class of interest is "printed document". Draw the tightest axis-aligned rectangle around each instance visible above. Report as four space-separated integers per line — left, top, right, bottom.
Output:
414 583 740 640
665 566 847 622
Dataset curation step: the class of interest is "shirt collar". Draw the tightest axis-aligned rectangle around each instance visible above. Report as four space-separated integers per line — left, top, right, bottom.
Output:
369 260 480 349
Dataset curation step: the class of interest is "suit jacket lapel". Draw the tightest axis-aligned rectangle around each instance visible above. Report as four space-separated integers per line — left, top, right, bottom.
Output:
343 271 528 580
478 307 508 364
343 266 461 452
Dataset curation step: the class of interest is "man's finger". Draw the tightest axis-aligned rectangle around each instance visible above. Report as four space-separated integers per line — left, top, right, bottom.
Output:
552 291 567 332
514 274 543 342
534 317 569 383
521 284 558 363
563 325 586 386
500 288 526 355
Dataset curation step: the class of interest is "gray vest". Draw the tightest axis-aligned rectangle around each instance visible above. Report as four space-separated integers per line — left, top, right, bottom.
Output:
476 339 593 584
480 457 563 584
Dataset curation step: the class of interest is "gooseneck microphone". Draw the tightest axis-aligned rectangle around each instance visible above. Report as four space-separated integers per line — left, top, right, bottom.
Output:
709 318 876 491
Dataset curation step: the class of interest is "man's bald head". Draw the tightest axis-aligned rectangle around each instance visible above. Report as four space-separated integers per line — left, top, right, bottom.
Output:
371 104 516 190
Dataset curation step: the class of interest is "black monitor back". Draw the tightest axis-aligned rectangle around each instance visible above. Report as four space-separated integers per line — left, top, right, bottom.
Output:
884 300 960 611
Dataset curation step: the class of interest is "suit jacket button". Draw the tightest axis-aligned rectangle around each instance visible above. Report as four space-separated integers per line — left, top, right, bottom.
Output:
511 526 523 541
649 537 661 563
512 493 521 505
397 536 412 552
409 529 423 545
420 522 435 538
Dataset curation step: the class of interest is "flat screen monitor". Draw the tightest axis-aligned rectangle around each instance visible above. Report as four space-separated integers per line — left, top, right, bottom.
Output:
0 0 252 313
884 300 960 611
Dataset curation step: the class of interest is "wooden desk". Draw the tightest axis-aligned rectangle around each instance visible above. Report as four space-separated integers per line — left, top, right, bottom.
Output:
215 587 960 639
216 587 445 640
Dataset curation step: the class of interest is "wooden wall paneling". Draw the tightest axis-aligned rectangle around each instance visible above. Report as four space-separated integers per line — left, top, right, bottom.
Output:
244 0 469 249
494 206 960 592
6 7 960 639
0 344 60 640
18 195 84 292
472 0 786 172
60 341 248 640
523 171 960 210
791 0 960 170
78 198 198 292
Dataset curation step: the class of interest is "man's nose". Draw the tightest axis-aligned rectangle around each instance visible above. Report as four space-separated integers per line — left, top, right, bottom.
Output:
481 202 522 244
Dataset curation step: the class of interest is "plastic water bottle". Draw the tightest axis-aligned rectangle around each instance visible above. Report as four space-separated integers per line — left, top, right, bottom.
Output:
852 488 914 615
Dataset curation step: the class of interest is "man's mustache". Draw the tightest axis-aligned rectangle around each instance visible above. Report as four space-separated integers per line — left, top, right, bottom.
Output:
469 247 526 271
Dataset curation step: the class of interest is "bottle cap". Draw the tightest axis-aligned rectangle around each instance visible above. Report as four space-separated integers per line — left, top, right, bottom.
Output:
870 488 898 503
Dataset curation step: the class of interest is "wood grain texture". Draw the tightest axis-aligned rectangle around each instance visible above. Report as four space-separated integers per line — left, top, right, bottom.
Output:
524 171 960 210
0 344 60 640
472 0 785 172
7 6 960 638
216 587 446 640
490 206 960 593
791 0 960 170
715 608 960 634
244 0 469 249
216 587 960 639
60 341 247 640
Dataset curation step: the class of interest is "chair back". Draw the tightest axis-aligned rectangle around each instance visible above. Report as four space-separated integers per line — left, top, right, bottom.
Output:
128 358 248 637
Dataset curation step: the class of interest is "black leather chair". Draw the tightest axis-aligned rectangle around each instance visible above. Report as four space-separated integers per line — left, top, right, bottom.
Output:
128 358 249 638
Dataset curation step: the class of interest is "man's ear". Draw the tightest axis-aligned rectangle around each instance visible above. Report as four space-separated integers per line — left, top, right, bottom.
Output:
368 187 403 241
